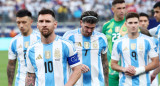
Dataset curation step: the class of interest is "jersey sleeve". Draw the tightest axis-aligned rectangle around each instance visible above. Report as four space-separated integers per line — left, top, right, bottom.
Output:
148 39 158 59
26 47 35 73
65 41 80 68
111 40 120 61
149 26 159 38
101 34 108 54
8 39 17 60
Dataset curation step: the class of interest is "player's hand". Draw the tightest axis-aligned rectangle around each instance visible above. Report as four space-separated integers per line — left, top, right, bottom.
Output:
151 73 156 83
81 64 90 73
125 65 136 76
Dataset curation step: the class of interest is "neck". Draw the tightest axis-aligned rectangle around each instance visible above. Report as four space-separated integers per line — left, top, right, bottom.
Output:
23 28 33 36
128 32 139 39
41 33 56 44
114 16 124 21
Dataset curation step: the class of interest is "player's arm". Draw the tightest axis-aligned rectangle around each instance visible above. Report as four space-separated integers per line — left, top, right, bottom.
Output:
139 27 151 36
7 59 17 86
65 65 81 86
101 53 108 86
25 72 35 86
151 61 160 82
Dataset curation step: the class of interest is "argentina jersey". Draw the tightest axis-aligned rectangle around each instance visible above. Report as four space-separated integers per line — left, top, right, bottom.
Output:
112 33 158 86
26 36 80 86
8 30 40 86
149 24 160 38
63 28 108 86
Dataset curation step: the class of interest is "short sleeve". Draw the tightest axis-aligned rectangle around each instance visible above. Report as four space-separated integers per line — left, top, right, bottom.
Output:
8 39 17 60
111 41 121 61
148 39 158 58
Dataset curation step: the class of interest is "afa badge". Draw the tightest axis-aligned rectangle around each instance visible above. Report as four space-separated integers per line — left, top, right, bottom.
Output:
92 41 98 49
25 42 29 48
131 43 136 50
45 51 51 59
84 42 90 49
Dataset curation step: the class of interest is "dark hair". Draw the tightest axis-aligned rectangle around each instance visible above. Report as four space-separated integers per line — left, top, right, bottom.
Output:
16 9 32 18
153 1 160 8
139 12 149 20
126 12 139 21
80 11 98 24
112 0 125 6
38 9 55 18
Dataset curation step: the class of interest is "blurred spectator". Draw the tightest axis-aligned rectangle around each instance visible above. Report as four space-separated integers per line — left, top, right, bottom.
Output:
9 29 17 37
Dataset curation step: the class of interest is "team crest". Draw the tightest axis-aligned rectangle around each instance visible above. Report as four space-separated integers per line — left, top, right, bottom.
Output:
25 42 29 48
115 26 120 32
54 48 60 60
92 41 98 48
131 43 136 50
45 51 51 59
84 42 90 49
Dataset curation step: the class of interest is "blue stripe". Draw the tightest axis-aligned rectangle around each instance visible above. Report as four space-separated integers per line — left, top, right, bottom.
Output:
129 39 139 86
82 36 91 86
69 35 75 43
144 40 150 86
15 58 20 86
62 42 68 84
28 47 38 86
23 36 30 66
11 39 17 55
43 43 55 86
155 26 160 35
118 41 126 86
98 38 105 85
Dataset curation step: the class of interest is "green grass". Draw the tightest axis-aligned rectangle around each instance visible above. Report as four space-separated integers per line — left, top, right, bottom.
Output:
0 51 160 85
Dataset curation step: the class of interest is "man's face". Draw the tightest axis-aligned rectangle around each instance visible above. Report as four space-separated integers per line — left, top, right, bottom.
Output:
16 16 32 36
80 21 96 37
154 7 160 22
126 17 139 34
139 16 149 29
112 3 126 20
37 14 57 38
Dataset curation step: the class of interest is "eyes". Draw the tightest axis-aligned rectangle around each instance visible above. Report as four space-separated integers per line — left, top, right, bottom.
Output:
38 20 51 23
17 21 27 24
128 22 138 24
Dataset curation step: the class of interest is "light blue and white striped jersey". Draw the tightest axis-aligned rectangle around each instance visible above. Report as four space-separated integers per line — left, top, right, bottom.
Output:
63 28 108 86
112 33 158 86
149 25 160 61
26 36 80 86
8 30 40 86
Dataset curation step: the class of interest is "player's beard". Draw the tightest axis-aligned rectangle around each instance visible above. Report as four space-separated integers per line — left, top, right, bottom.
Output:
41 28 52 38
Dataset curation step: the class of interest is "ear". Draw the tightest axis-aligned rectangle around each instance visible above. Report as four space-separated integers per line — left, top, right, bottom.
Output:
80 20 83 26
111 7 114 13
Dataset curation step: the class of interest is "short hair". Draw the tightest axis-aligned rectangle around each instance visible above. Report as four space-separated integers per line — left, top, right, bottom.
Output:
153 1 160 8
139 12 149 20
112 0 125 6
38 9 55 18
16 9 32 18
126 12 139 21
80 11 98 24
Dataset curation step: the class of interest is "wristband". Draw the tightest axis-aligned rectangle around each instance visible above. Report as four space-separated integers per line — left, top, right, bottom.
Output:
135 66 145 75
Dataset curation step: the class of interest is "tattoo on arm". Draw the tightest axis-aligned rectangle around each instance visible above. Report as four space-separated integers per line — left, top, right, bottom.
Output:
7 59 16 86
101 53 108 86
25 72 35 86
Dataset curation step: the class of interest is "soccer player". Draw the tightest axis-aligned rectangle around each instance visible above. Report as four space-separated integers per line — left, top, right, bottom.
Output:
102 0 126 85
25 9 81 86
139 12 159 86
111 12 159 86
63 11 108 86
7 9 40 86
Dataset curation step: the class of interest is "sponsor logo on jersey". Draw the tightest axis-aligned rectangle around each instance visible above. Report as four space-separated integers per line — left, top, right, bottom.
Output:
123 47 129 51
76 42 82 47
45 51 51 59
36 54 42 60
18 45 22 49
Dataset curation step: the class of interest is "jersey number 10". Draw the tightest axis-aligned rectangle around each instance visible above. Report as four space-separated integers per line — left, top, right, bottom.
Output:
44 61 53 73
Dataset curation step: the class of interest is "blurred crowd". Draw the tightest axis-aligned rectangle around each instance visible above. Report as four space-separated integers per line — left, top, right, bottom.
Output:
0 0 160 23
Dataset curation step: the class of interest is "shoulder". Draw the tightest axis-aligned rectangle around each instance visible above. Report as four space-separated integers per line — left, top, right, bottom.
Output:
10 33 22 43
32 30 41 37
63 29 79 38
94 31 107 39
57 36 74 45
103 19 114 26
28 40 41 51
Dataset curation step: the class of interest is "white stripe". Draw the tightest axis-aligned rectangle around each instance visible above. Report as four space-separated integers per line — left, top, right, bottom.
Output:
35 44 45 86
52 41 64 86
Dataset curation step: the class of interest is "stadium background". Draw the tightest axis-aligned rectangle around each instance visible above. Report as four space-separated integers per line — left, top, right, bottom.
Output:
0 0 160 85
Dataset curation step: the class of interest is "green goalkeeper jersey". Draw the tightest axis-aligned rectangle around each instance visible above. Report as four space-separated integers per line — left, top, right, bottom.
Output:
102 18 127 77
